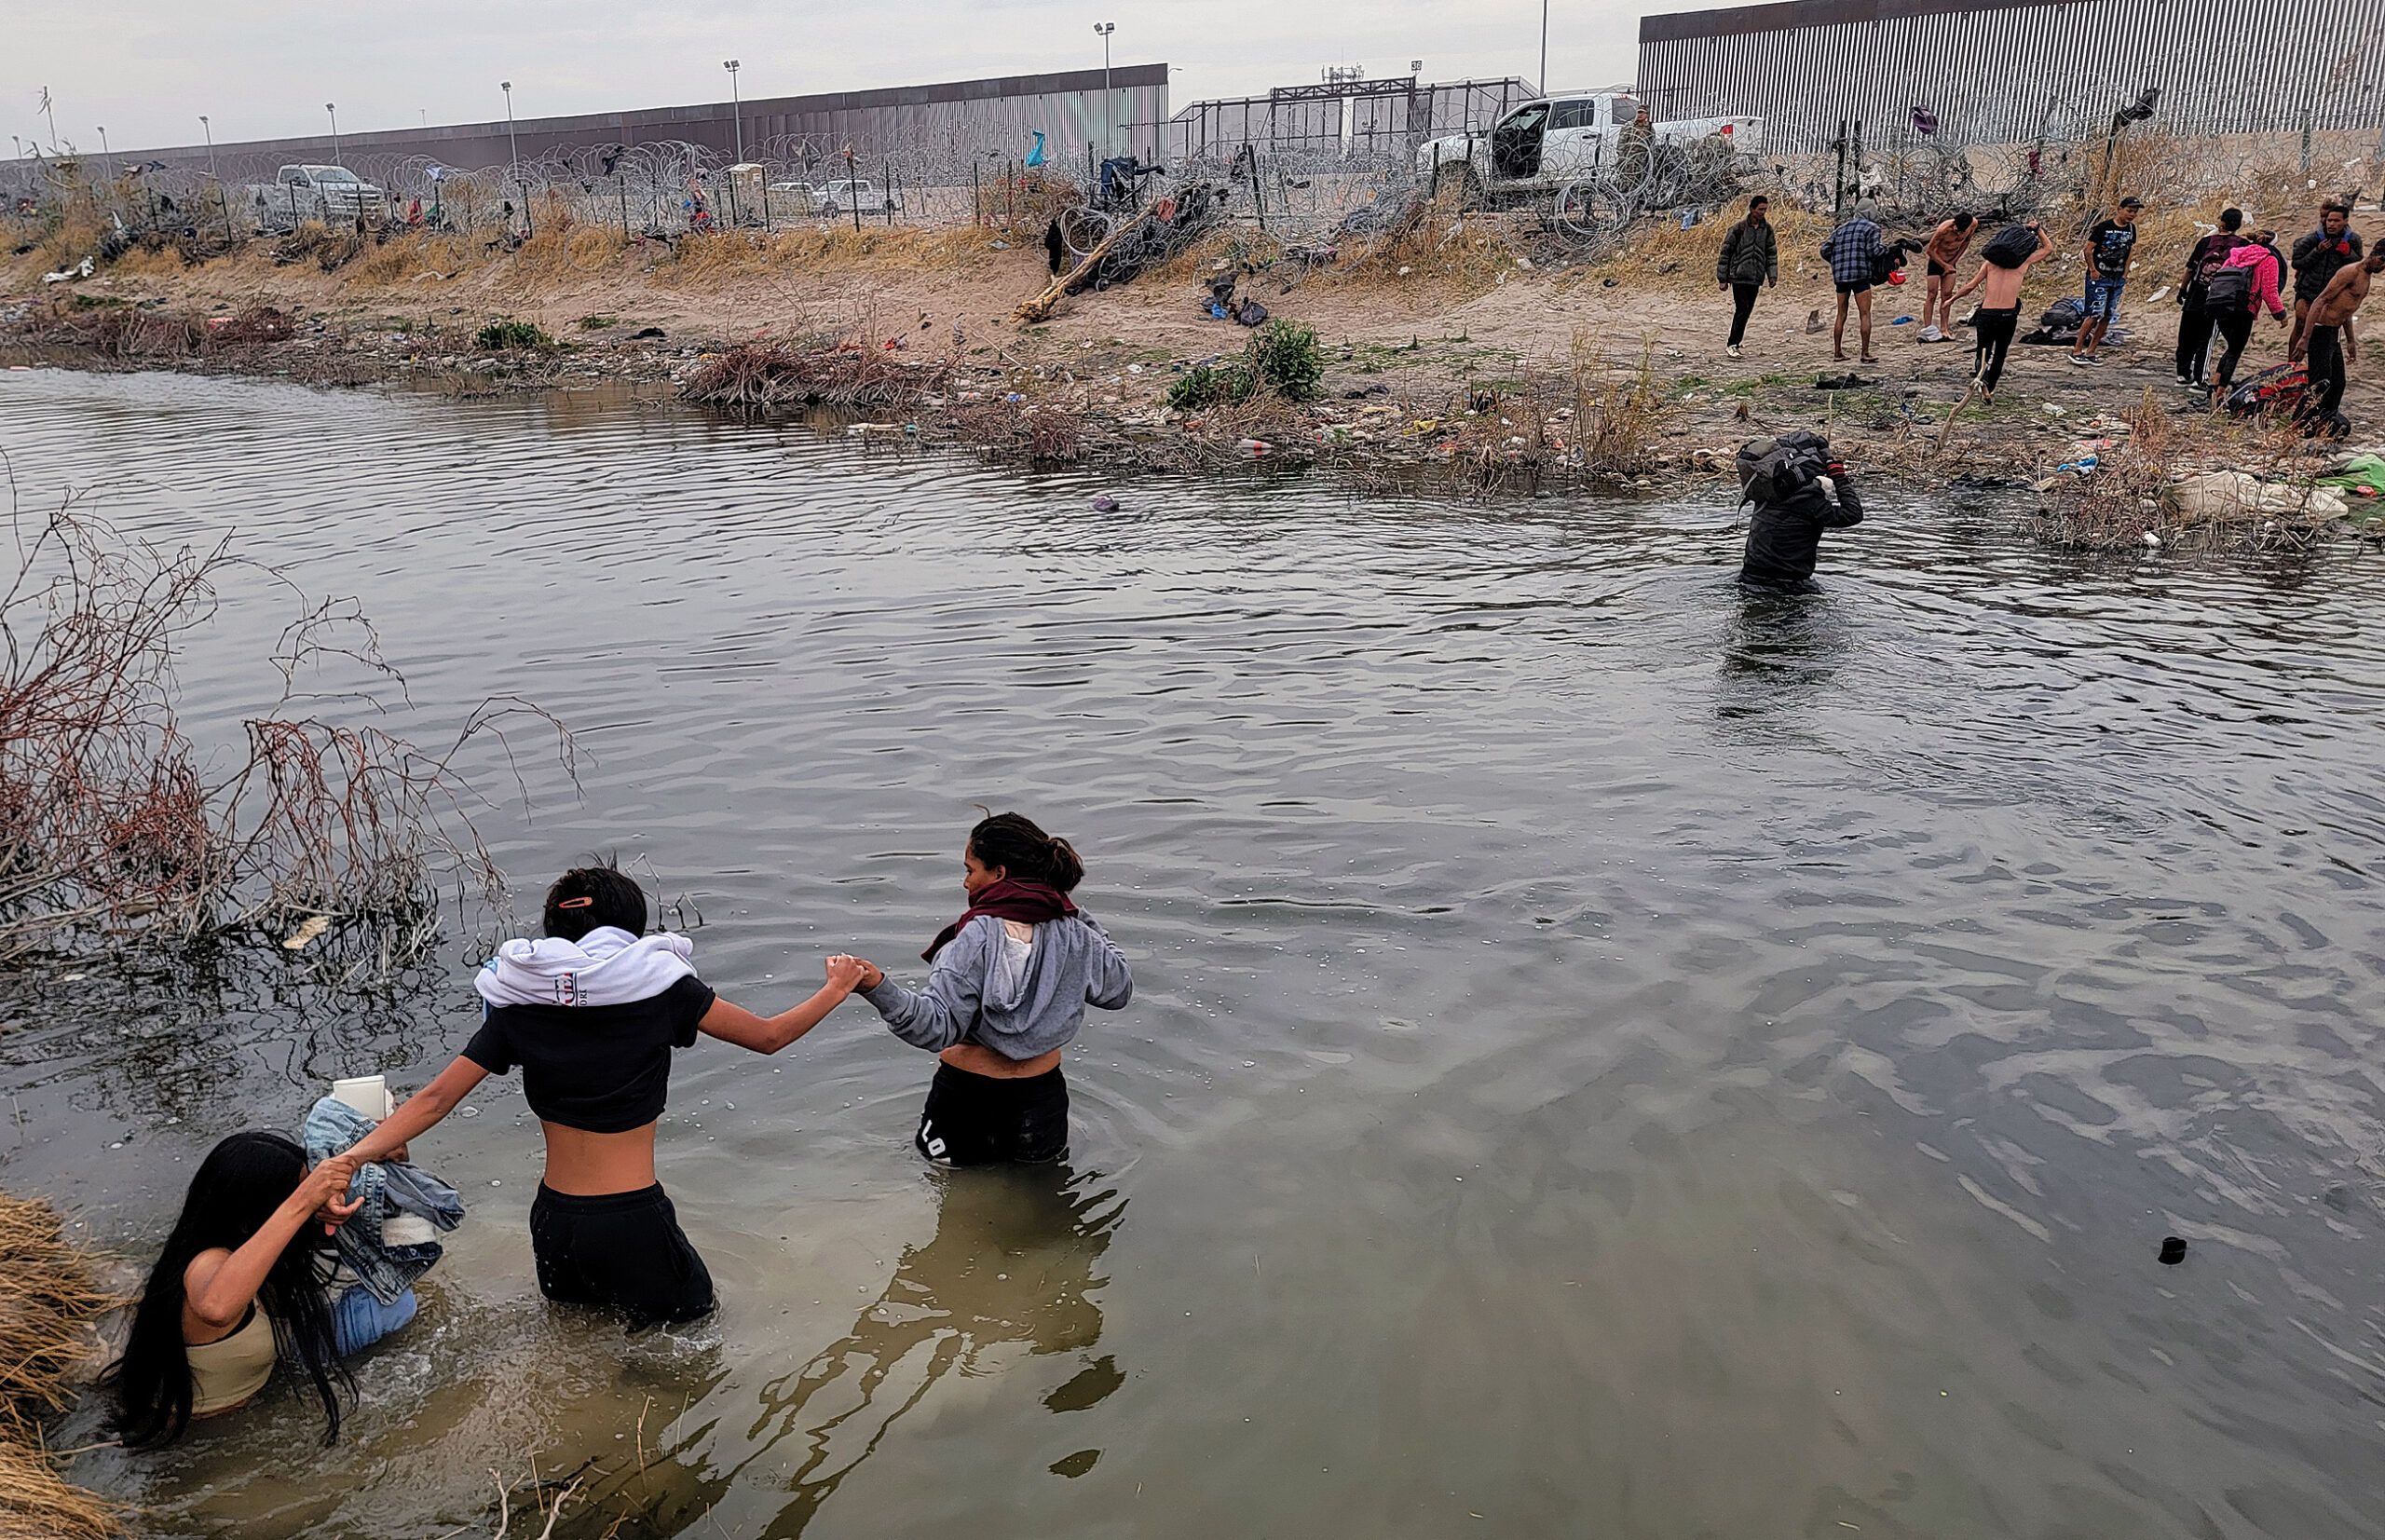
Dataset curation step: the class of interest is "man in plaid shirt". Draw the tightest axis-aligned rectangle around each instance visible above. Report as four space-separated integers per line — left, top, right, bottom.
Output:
1822 212 1886 363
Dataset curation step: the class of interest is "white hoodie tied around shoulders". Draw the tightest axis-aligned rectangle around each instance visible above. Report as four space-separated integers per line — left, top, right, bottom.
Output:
475 925 696 1009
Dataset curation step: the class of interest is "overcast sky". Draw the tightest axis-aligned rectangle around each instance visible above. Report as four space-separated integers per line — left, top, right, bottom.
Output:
6 0 1651 153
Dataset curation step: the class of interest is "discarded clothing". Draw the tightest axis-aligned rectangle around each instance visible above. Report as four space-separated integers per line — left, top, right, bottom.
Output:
1811 373 1876 390
303 1097 466 1306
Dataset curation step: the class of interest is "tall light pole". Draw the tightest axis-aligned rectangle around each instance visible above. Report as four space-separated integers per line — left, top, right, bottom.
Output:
501 81 528 236
724 60 743 161
96 125 113 184
1093 21 1116 157
199 114 217 184
326 102 340 164
1538 0 1549 93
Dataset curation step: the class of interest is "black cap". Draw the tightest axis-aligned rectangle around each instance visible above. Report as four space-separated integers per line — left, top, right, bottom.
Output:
2119 196 2145 209
2158 1235 2187 1264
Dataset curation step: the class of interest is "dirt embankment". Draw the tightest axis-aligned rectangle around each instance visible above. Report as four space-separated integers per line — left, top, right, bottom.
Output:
5 211 2379 524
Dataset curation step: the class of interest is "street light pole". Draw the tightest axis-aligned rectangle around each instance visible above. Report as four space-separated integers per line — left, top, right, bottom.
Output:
325 102 340 165
724 61 743 161
199 114 217 183
1094 21 1116 158
500 81 529 235
96 125 112 184
1539 0 1549 94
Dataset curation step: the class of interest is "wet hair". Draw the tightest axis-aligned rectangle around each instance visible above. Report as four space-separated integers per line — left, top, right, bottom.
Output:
2220 207 2243 231
967 811 1084 893
542 862 647 942
111 1132 349 1448
1951 211 1975 230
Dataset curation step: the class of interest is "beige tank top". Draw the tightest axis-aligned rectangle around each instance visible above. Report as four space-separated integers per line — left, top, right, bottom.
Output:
187 1306 276 1416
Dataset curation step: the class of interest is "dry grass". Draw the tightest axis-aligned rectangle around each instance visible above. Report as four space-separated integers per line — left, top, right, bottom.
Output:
0 1192 122 1540
1326 189 1522 296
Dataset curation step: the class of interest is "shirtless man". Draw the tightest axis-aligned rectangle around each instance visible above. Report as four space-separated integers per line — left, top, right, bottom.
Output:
2300 250 2384 429
1918 211 1977 342
1949 221 2055 402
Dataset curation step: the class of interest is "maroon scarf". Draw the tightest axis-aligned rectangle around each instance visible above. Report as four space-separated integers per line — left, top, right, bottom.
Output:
923 879 1076 961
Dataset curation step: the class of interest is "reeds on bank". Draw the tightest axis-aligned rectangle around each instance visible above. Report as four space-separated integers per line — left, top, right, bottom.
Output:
0 1192 121 1539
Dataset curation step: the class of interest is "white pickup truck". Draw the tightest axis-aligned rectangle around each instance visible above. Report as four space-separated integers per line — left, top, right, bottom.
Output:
1417 89 1763 208
242 165 388 231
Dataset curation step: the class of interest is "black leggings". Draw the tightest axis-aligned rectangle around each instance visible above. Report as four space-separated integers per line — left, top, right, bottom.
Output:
2175 301 2215 381
917 1062 1069 1165
1727 282 1761 347
1972 306 2018 391
530 1183 716 1331
2211 308 2256 390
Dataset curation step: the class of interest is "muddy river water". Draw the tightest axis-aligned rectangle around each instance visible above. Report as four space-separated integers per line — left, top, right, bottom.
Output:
5 369 2385 1538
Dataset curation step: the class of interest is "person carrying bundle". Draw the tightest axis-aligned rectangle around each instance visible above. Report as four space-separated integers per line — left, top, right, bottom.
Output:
1950 221 2056 403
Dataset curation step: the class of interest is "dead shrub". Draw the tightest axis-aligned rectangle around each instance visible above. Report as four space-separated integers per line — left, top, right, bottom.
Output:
680 343 951 410
950 399 1084 463
0 491 571 971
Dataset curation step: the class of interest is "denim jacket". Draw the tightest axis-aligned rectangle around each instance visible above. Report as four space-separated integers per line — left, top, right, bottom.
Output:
302 1097 466 1305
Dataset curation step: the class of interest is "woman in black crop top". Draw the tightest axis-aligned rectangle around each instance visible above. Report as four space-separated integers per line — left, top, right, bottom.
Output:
348 865 865 1330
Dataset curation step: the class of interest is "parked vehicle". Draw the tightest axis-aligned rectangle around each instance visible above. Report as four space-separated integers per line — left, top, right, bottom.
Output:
241 165 388 231
814 179 901 216
1417 89 1763 210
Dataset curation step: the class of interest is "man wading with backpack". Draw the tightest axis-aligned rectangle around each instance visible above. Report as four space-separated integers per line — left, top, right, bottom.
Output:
2176 208 2245 389
1738 431 1862 588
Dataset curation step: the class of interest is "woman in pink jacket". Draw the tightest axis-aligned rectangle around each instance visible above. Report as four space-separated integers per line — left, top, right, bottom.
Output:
2207 229 2287 398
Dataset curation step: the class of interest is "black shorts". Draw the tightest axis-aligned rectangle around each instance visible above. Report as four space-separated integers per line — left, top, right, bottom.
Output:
529 1183 716 1331
1927 257 1951 278
916 1062 1070 1166
1836 279 1873 296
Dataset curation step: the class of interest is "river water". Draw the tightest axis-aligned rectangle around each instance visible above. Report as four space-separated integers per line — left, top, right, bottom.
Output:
4 369 2384 1538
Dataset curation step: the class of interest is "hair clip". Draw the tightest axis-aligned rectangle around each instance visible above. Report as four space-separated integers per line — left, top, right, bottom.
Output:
556 896 594 910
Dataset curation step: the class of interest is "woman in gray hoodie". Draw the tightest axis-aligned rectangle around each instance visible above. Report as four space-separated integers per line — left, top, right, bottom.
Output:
845 812 1133 1165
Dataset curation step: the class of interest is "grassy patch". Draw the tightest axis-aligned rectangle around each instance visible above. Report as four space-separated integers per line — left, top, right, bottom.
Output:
474 319 556 351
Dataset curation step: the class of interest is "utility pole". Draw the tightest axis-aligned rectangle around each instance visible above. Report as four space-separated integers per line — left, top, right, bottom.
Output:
199 114 218 184
1539 0 1549 94
326 102 340 165
725 60 743 161
1094 21 1116 157
96 125 112 184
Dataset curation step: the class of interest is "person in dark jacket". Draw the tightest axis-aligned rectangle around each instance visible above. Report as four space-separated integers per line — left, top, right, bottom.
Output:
1716 194 1779 359
2174 207 2243 388
1738 432 1863 588
2288 202 2363 361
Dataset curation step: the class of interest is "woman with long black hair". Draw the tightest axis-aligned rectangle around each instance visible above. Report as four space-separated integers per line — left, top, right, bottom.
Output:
842 811 1133 1165
112 1132 390 1447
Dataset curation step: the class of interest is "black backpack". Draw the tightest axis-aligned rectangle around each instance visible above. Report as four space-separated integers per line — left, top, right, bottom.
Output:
1737 430 1831 505
1982 225 2039 269
2203 261 2253 312
2192 236 2243 290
